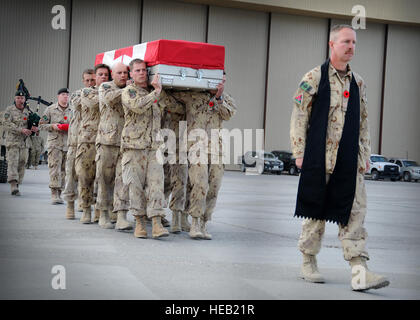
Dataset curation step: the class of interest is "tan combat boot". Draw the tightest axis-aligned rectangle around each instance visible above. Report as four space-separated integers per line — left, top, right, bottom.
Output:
134 216 148 238
92 205 100 223
161 216 170 228
99 210 114 229
57 190 64 204
65 201 75 220
200 218 212 240
10 181 20 196
189 217 204 239
80 206 92 224
77 202 83 212
51 189 61 205
349 256 390 291
115 210 133 230
300 254 325 283
152 216 169 239
170 211 181 234
180 212 191 232
110 211 117 223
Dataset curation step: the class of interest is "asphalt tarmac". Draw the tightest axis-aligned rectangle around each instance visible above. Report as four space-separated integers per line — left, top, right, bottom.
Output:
0 165 419 299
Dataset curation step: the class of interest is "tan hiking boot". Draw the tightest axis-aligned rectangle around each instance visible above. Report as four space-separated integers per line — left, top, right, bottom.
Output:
110 211 117 223
170 211 181 233
57 190 64 204
51 189 61 205
200 219 212 240
99 210 114 229
301 254 325 283
115 210 133 230
349 256 390 291
189 217 204 239
92 205 100 223
161 216 170 227
152 216 169 239
80 206 92 224
65 201 75 220
181 212 191 232
10 181 20 196
134 216 148 238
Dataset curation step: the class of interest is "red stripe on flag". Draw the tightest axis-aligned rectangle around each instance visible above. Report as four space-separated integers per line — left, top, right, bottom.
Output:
114 46 133 60
95 52 104 66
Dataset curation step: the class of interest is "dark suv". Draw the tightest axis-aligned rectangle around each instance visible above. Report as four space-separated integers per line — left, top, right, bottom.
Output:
271 150 300 175
241 151 284 174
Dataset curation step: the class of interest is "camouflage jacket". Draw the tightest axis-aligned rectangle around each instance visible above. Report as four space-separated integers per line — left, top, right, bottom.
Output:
290 63 370 174
39 102 71 151
30 134 44 151
79 86 100 145
170 91 237 155
67 89 82 147
121 85 183 151
2 105 31 148
96 81 125 147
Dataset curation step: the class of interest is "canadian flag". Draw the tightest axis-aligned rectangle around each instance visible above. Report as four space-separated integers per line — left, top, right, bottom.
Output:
95 39 225 70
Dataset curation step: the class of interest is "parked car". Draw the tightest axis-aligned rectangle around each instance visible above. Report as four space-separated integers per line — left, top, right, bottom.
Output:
241 151 284 174
388 158 420 182
271 150 300 175
367 154 400 181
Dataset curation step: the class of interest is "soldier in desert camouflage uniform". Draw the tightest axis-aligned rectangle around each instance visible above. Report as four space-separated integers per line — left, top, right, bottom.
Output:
95 62 131 230
2 91 36 195
40 88 71 204
121 59 184 239
29 132 44 169
290 25 389 291
171 76 237 240
63 69 96 220
76 65 111 224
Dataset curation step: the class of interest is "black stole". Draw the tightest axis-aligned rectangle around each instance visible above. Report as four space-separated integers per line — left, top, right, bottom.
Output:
294 59 360 226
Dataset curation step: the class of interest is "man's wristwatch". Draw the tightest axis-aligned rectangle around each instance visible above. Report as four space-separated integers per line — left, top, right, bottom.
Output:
215 95 223 102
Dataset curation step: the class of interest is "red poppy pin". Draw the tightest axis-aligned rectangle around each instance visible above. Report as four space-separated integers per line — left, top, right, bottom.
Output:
343 90 350 98
154 99 157 103
64 116 68 120
23 117 27 121
209 101 214 107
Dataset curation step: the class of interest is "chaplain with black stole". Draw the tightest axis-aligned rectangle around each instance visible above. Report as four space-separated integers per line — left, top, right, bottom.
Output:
289 24 389 291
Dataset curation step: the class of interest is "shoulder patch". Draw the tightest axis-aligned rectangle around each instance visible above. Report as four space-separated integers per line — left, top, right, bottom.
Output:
299 81 313 93
294 94 303 105
4 113 10 119
128 89 137 99
43 115 49 121
83 88 90 96
102 84 111 90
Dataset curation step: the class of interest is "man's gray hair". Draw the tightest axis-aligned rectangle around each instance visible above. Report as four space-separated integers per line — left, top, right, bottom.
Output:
129 58 145 70
329 24 355 41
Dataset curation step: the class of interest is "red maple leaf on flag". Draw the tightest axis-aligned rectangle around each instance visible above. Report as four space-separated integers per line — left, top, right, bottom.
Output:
114 46 133 61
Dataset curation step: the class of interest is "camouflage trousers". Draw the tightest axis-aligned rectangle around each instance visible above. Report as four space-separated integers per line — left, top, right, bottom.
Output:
95 144 129 212
29 147 42 167
163 161 188 212
121 149 165 218
187 158 224 221
298 173 369 261
75 143 96 208
6 146 28 184
62 145 78 202
47 148 67 190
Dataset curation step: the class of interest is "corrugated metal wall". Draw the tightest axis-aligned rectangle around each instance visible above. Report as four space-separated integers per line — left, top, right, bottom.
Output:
383 24 420 161
265 14 328 153
1 0 419 162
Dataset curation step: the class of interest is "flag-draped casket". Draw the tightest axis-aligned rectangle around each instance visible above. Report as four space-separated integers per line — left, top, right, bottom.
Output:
95 39 225 90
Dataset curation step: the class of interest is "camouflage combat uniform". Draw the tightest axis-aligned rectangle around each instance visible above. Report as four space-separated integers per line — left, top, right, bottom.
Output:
161 94 188 213
75 86 100 209
120 84 182 218
29 134 44 167
63 90 82 202
171 91 237 222
40 103 71 191
290 63 370 261
2 105 31 184
95 81 129 213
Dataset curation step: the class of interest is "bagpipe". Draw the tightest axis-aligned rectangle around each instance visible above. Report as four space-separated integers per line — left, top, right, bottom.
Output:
16 79 52 135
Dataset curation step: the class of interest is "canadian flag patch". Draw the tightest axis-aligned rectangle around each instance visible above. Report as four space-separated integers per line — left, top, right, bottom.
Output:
294 94 303 105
